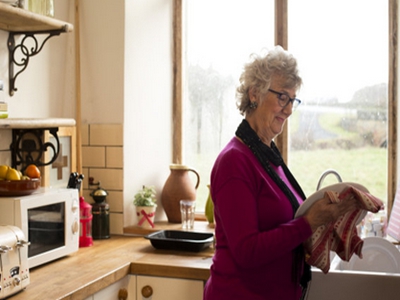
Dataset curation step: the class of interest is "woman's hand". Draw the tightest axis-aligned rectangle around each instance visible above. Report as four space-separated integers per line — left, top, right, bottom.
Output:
303 194 359 232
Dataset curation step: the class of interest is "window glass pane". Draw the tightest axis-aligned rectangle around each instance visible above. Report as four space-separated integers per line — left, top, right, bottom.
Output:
288 1 388 207
184 0 274 211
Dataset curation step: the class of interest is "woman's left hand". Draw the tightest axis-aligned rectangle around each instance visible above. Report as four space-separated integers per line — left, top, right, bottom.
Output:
303 194 359 231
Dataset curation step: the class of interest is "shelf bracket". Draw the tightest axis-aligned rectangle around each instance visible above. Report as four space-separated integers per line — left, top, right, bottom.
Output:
10 127 60 172
7 28 67 96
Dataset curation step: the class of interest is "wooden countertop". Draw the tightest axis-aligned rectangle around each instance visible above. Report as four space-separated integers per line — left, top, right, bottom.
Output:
9 235 213 300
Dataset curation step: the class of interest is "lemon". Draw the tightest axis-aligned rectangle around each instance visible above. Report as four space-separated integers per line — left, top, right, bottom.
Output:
0 165 9 179
5 168 21 180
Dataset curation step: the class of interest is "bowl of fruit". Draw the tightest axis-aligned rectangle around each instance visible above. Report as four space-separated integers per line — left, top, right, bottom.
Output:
0 164 41 196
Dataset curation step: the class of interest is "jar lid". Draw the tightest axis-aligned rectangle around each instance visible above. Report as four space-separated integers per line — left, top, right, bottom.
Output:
91 188 108 196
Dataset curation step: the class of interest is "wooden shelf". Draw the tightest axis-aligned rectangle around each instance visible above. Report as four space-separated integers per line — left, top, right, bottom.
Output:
0 2 74 95
0 2 73 33
0 117 76 129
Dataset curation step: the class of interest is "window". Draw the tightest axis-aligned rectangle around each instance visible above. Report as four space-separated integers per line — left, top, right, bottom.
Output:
183 0 274 209
177 0 396 214
288 0 389 205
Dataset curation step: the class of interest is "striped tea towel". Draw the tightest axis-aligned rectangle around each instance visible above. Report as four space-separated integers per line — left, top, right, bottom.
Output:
304 186 384 273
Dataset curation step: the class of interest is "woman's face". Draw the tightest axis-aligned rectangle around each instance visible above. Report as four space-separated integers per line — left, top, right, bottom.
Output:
246 76 297 145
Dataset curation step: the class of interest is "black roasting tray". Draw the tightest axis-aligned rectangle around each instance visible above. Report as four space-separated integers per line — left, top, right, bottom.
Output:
145 230 214 252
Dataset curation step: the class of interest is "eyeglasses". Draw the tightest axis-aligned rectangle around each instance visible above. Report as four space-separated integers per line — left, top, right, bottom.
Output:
268 89 301 109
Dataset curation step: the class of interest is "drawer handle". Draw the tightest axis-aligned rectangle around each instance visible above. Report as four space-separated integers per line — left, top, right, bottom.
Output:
118 288 128 300
142 285 153 297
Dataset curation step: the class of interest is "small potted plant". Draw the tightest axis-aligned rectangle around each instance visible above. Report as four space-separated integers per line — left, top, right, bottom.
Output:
134 185 157 228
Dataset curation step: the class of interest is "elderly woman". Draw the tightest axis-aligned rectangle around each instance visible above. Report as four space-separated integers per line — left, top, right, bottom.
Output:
203 46 357 300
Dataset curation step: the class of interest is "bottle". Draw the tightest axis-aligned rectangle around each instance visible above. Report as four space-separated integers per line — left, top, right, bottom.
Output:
28 0 53 17
28 0 42 14
79 196 93 247
205 185 214 226
43 0 54 17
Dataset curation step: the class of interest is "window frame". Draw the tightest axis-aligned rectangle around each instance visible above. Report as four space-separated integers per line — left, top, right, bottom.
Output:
172 0 398 216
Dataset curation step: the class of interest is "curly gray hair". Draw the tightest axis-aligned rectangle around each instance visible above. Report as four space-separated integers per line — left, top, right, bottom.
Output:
236 45 302 115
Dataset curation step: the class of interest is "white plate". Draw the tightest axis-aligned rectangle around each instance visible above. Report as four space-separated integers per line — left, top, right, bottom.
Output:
295 182 368 224
337 237 400 273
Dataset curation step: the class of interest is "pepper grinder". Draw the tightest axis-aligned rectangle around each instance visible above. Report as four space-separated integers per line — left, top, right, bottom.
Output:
89 177 110 239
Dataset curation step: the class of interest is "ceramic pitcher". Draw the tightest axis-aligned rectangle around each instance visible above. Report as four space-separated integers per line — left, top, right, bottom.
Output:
161 164 200 223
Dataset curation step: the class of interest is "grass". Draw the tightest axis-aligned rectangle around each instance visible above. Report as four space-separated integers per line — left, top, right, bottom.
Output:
192 147 388 214
289 147 387 201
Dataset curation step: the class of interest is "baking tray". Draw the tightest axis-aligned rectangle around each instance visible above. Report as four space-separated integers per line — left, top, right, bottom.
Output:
145 230 214 252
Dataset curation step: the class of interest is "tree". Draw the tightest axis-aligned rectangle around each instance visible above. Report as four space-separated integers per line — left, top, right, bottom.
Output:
348 83 387 109
188 64 234 153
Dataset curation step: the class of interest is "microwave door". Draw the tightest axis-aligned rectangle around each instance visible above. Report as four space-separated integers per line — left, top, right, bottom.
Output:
28 202 65 258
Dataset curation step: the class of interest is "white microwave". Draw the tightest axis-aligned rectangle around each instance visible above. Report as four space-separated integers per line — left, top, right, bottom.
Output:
0 188 80 268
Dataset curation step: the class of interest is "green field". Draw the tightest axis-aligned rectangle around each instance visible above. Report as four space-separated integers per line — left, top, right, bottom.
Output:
193 147 388 214
289 147 387 201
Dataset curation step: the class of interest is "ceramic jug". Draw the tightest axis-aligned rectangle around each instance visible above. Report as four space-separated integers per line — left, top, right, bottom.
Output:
161 164 200 223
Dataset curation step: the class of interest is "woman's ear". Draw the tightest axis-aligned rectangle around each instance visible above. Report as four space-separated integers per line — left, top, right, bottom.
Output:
248 87 257 101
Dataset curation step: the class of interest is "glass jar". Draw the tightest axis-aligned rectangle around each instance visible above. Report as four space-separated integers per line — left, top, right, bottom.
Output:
28 0 54 17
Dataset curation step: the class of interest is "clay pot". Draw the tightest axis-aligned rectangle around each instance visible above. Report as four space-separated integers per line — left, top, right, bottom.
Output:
161 164 200 223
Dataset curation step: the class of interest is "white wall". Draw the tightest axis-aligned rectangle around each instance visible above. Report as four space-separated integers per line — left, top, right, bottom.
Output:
0 0 173 229
123 0 173 225
79 0 124 123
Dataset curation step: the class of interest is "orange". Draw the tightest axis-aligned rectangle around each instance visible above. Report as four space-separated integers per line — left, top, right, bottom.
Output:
25 164 41 179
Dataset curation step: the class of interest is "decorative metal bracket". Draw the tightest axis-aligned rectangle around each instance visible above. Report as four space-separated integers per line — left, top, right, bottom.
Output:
10 128 60 172
7 28 67 96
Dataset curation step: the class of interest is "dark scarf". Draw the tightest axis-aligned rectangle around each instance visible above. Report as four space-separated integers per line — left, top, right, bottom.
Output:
235 119 311 298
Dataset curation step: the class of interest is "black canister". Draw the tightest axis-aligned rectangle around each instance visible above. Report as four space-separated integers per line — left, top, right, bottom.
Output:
91 201 110 239
90 186 110 239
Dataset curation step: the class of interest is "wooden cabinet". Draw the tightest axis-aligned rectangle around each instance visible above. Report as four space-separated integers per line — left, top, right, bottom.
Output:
84 276 135 300
136 275 203 300
86 274 204 300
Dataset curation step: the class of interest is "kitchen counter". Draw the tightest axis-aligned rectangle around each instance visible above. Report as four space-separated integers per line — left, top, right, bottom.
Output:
9 235 213 300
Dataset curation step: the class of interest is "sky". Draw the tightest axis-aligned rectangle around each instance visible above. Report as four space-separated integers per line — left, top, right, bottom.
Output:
186 0 388 104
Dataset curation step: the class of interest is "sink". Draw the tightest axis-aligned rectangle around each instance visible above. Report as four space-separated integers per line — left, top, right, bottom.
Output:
306 237 400 300
307 268 400 300
330 237 400 274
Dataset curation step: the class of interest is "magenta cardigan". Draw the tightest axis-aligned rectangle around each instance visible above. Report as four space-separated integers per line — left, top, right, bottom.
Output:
203 137 312 300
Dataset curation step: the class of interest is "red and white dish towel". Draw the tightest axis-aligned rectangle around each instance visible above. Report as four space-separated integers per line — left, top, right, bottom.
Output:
303 186 384 273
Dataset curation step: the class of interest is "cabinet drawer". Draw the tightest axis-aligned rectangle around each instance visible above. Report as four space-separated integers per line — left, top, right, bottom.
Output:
137 275 203 300
85 276 135 300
